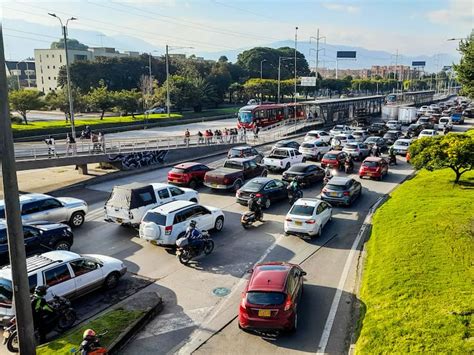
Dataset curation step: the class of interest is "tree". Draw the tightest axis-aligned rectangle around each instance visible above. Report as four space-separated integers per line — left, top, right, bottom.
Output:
50 38 88 51
45 88 85 121
112 90 141 117
85 81 114 119
409 133 474 183
7 76 19 90
453 32 474 98
9 90 44 124
190 77 218 111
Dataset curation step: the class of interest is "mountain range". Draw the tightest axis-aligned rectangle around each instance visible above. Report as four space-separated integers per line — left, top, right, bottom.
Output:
4 19 459 73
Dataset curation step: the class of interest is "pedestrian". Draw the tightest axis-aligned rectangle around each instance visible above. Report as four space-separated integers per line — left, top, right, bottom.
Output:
253 126 260 140
197 131 204 145
98 132 105 152
184 129 191 147
66 133 77 156
208 129 214 144
44 135 56 158
243 127 247 142
224 128 229 143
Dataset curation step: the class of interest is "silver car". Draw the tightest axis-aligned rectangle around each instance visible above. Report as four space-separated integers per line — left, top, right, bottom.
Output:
0 193 88 228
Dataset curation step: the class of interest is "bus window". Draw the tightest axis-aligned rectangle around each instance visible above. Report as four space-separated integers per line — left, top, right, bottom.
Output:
238 111 253 124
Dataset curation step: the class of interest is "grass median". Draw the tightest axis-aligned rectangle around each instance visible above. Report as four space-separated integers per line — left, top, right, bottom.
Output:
356 169 474 353
36 308 145 355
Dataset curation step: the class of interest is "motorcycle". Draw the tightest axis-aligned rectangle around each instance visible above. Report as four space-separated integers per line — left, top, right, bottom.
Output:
4 295 76 352
176 231 214 265
241 210 263 228
75 330 109 355
287 187 303 205
344 160 354 174
388 154 397 166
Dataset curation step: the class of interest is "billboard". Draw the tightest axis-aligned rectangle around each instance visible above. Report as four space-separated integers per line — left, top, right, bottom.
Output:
412 61 426 67
300 77 317 86
337 51 356 59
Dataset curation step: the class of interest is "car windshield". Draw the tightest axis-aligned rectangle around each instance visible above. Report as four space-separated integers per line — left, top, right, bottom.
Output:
229 149 244 157
394 140 409 146
242 180 265 192
363 161 379 168
366 137 378 143
224 161 243 169
326 184 347 191
238 111 253 124
335 135 347 140
333 125 344 130
290 204 315 216
384 133 397 138
0 278 13 305
323 154 337 160
345 143 358 150
353 132 363 136
142 212 167 225
246 291 286 306
289 165 308 173
301 143 314 148
307 133 319 138
171 168 187 174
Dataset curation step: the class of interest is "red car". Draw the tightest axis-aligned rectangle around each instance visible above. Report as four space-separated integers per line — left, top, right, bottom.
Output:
167 162 211 189
359 157 388 180
320 150 347 170
238 262 306 333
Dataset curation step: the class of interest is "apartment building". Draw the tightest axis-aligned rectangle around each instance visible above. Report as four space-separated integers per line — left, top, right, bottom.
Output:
5 60 36 88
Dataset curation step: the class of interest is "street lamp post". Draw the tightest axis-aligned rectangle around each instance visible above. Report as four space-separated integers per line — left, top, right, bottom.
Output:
277 56 293 104
165 45 193 118
48 13 77 139
294 27 298 120
260 59 267 79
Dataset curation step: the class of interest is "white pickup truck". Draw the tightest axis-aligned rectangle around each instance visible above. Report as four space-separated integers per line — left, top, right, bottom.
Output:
262 147 305 171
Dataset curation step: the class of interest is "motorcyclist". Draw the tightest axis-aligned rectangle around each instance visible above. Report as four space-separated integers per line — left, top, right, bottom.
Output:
31 285 54 343
248 193 263 221
79 329 103 354
388 146 397 165
288 176 303 198
443 125 449 135
323 167 333 185
345 155 354 170
185 220 204 249
371 144 380 157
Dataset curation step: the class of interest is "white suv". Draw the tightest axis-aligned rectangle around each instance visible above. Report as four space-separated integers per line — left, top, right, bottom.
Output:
299 139 331 160
139 200 225 246
0 251 126 325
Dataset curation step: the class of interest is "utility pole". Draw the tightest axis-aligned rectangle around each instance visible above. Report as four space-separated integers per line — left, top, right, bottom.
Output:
166 44 170 118
0 25 36 355
294 26 298 120
394 49 399 92
260 59 267 79
310 28 325 96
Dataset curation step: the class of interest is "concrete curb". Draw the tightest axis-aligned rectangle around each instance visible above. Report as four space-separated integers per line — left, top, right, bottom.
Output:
348 169 417 354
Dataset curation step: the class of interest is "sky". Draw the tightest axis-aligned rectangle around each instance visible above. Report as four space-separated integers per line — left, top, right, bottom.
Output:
0 0 472 61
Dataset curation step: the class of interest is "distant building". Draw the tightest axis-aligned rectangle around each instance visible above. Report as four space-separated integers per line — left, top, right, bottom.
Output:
5 60 36 88
313 65 416 80
34 46 141 93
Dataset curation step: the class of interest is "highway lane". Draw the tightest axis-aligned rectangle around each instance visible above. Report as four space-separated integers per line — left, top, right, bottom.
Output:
43 133 414 355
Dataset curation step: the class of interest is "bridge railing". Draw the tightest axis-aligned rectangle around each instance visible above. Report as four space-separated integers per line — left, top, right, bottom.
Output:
15 117 322 161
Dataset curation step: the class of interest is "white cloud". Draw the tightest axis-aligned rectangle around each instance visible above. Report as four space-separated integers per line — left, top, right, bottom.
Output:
322 3 360 14
427 0 473 25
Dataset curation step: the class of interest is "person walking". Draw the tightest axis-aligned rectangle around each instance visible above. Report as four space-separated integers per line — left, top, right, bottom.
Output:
66 133 77 156
98 132 105 153
253 126 260 140
197 131 204 145
44 135 56 158
184 129 191 147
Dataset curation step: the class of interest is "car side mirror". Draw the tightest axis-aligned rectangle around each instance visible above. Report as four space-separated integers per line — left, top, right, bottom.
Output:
246 268 253 274
301 271 307 276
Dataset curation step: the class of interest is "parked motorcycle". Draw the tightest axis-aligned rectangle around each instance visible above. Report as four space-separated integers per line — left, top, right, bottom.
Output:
241 210 263 228
4 295 76 352
176 231 214 265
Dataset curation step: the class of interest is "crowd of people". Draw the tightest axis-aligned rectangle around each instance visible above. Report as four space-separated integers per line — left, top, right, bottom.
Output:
44 125 106 158
190 126 260 146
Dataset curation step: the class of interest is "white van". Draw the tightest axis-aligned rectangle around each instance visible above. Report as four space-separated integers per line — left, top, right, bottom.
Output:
104 183 199 227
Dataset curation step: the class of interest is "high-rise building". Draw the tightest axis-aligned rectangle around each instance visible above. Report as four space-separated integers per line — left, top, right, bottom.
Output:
5 60 36 88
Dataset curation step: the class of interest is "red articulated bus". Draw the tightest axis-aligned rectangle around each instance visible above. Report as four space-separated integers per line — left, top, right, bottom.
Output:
237 103 306 129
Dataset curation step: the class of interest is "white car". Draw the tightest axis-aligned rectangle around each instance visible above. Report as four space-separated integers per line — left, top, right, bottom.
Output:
304 130 331 143
139 200 225 245
299 139 331 160
0 251 126 325
329 125 352 136
284 198 332 238
418 129 438 139
105 183 199 227
331 134 356 149
392 139 412 156
352 130 368 142
438 117 453 131
386 120 401 131
418 105 429 115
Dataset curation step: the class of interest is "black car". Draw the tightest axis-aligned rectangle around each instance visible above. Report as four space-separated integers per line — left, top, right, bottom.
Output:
272 140 300 150
416 117 434 130
407 123 424 137
282 163 325 186
236 177 288 208
367 123 388 136
462 107 474 118
0 221 73 264
364 136 387 151
383 131 403 145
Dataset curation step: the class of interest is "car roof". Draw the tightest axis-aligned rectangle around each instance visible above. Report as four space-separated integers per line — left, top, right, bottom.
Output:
174 162 201 169
226 157 255 163
364 156 384 162
328 177 352 185
326 150 344 154
0 193 52 209
248 262 294 292
231 146 252 151
394 139 411 143
293 198 323 208
307 130 326 134
245 177 273 185
148 200 195 214
290 163 315 169
272 147 297 151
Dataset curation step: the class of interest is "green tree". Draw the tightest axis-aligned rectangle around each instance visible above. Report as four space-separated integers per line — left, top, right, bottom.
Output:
409 133 474 183
453 33 474 98
190 77 218 111
9 89 44 124
45 88 85 122
50 38 88 50
112 90 141 117
85 81 114 119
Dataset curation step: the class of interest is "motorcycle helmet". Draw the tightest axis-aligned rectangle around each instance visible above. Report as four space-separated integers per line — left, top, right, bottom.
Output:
34 285 48 297
83 329 96 340
189 220 197 229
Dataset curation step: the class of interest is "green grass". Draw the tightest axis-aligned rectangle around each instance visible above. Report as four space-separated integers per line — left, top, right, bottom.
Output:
36 308 145 355
12 107 238 132
356 169 474 354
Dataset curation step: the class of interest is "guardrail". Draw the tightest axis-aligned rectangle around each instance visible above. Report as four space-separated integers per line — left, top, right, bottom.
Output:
15 118 323 161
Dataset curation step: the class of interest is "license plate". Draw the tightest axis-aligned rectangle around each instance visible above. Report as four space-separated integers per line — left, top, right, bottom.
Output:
212 183 218 187
295 221 302 226
116 218 122 224
258 309 271 317
330 192 338 197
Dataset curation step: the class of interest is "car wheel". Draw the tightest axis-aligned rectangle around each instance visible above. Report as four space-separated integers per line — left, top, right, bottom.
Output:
316 153 322 161
69 211 85 228
302 157 306 163
285 163 290 170
104 272 120 290
190 198 198 203
214 216 224 232
264 198 271 209
233 180 243 192
261 170 268 177
289 313 298 333
54 241 71 251
313 226 322 239
188 179 197 190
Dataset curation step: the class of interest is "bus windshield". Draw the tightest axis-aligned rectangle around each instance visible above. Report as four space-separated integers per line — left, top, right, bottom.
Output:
238 111 253 124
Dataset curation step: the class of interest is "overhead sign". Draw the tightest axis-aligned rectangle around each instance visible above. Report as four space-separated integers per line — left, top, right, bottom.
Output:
443 65 452 70
412 61 426 67
300 77 317 86
337 51 356 59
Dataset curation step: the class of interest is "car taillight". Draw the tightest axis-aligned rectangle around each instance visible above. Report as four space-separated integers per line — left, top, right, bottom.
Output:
343 191 350 196
280 161 283 167
129 211 134 219
285 218 292 222
240 294 247 310
255 193 263 198
322 188 327 193
165 225 173 235
223 178 230 184
284 295 293 311
305 219 316 224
